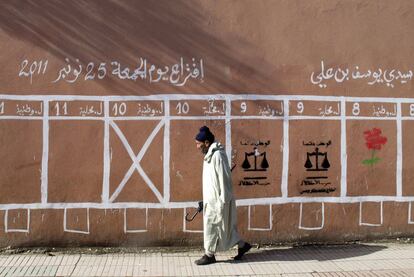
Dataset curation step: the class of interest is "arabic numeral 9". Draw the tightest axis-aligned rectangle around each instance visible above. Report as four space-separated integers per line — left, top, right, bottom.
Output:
54 102 68 116
297 102 304 114
112 102 127 116
352 102 360 116
240 102 247 113
408 104 414 116
176 102 189 114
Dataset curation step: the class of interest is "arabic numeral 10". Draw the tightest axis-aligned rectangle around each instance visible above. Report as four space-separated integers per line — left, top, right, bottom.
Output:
54 102 68 116
112 102 127 116
410 104 414 116
297 102 304 114
176 102 189 114
352 102 360 116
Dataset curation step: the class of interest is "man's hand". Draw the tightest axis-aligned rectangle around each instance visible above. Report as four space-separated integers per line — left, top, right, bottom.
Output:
197 201 203 212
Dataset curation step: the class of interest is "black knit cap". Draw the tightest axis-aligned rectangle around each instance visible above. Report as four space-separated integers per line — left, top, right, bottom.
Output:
195 126 215 142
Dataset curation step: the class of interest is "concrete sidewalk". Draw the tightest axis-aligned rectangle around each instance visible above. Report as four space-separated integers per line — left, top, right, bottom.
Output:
0 242 413 276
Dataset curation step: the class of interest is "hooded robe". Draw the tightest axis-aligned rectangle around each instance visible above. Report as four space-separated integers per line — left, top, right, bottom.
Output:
202 141 240 253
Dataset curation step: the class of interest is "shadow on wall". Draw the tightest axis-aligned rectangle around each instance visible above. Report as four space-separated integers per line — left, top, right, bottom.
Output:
0 0 275 94
234 243 388 263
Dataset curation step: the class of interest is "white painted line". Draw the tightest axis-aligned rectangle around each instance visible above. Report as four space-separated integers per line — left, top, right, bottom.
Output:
248 204 272 231
345 116 397 120
396 101 403 197
102 100 110 203
124 208 148 233
359 201 383 226
4 209 30 233
2 93 414 103
163 99 170 203
341 98 347 197
0 196 413 210
63 208 90 234
0 116 43 120
41 101 49 204
289 116 341 120
281 99 289 198
225 98 232 167
409 202 414 224
49 116 104 121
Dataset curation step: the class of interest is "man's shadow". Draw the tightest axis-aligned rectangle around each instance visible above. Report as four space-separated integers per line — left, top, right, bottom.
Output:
221 244 388 263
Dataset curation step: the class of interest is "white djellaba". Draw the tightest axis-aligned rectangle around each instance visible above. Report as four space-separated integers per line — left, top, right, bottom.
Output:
202 141 240 253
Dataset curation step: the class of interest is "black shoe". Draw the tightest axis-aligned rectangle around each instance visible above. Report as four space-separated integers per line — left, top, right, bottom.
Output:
195 254 216 265
234 242 252 260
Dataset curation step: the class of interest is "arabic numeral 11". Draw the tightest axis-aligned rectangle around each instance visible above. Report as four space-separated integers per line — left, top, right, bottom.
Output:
176 102 189 114
410 104 414 116
54 102 67 116
352 102 360 116
112 102 126 116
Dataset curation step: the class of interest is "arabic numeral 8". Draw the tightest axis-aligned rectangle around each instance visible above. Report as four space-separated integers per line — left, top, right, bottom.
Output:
54 102 68 116
410 104 414 116
240 102 247 113
352 102 360 116
112 102 127 116
176 102 189 114
297 102 304 114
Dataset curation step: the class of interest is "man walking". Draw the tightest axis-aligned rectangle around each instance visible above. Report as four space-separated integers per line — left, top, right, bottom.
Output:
194 126 251 266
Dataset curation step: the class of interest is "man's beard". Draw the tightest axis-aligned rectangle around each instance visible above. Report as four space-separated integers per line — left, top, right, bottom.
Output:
201 145 209 154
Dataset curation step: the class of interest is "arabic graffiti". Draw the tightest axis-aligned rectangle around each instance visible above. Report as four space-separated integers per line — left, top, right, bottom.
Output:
300 140 336 195
318 104 340 116
18 57 204 87
372 104 396 117
202 99 225 116
16 103 43 116
311 60 413 88
257 103 283 116
362 128 388 166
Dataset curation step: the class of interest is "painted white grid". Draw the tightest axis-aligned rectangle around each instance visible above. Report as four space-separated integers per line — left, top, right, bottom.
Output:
124 208 148 233
359 201 383 226
298 202 325 230
63 208 90 234
4 209 30 233
0 94 410 211
248 204 273 231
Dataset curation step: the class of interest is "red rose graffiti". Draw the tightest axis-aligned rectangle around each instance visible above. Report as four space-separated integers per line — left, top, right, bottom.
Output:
362 128 387 166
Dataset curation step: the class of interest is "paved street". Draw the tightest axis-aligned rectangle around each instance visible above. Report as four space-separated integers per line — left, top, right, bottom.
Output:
0 242 413 276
